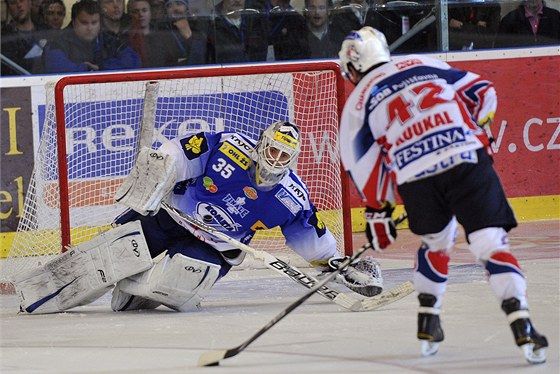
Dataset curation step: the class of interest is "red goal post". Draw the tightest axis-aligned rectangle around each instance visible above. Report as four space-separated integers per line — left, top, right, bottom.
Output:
3 61 352 284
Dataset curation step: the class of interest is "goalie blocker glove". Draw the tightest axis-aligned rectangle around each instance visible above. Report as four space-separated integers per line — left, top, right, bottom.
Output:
114 147 177 216
365 203 397 252
323 256 384 297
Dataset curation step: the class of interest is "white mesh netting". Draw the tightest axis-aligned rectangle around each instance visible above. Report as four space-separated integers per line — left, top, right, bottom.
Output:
1 63 349 283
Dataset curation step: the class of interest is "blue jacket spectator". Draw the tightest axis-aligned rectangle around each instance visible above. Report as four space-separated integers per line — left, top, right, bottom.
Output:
209 0 269 63
42 0 140 73
155 0 208 66
99 0 132 45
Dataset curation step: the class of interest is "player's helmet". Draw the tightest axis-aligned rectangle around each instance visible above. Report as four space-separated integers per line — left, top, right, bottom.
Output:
251 120 301 189
338 27 390 79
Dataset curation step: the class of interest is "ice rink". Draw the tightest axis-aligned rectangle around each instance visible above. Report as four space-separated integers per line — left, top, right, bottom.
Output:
1 220 558 374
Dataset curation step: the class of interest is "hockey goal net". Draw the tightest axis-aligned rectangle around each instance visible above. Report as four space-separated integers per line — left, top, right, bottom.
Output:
2 61 351 285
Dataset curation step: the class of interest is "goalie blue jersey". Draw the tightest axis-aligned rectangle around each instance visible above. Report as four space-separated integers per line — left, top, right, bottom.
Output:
159 131 339 265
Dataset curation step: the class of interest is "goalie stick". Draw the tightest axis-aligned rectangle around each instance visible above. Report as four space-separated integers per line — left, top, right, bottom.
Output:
161 202 412 312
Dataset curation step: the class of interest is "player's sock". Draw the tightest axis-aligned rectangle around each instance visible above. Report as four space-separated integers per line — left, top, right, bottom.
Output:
417 293 444 356
501 297 548 364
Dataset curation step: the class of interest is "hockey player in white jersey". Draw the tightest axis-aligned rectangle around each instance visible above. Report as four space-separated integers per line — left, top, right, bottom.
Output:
13 120 382 315
337 27 548 364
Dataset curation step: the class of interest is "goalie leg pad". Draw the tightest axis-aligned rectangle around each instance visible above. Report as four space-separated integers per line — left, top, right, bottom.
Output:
13 221 152 314
113 253 220 312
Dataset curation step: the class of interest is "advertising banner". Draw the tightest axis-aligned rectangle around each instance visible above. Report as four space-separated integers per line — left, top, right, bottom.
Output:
453 56 559 198
0 87 35 232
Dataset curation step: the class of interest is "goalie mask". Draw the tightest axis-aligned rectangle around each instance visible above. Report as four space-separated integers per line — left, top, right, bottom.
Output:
339 27 390 81
250 121 301 189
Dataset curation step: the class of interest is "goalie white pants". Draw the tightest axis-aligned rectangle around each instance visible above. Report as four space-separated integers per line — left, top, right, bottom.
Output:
111 209 235 311
114 208 234 278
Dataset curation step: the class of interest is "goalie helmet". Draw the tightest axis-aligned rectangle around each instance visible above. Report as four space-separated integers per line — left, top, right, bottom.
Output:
250 120 301 189
338 26 390 80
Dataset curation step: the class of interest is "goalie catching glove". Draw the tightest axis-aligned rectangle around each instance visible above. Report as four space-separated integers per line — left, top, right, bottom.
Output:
114 147 177 216
365 203 397 252
321 256 384 297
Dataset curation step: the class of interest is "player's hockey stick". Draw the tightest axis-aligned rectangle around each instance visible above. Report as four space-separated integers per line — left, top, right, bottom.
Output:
161 202 411 312
197 242 409 367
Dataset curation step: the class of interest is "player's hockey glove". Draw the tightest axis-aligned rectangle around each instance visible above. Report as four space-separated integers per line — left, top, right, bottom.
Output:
477 112 494 130
365 203 397 252
322 256 384 297
477 112 495 145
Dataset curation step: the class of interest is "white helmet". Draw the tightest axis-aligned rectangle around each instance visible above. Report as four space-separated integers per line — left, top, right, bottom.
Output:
338 27 391 79
251 120 301 189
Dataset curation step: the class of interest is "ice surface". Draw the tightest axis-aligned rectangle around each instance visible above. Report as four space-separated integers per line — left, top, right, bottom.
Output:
1 221 558 374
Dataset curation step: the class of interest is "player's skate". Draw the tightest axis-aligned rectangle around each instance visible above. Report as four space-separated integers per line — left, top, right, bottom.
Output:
417 293 444 356
501 297 548 364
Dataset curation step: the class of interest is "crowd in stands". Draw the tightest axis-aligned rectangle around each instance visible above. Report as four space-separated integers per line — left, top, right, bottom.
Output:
1 0 559 75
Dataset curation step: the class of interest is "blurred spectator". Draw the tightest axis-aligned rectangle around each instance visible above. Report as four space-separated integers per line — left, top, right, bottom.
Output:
304 0 337 58
329 0 437 54
37 0 65 43
39 0 66 30
42 0 140 73
189 0 212 16
495 0 560 47
1 0 47 75
31 0 43 24
149 0 167 22
155 0 208 65
329 0 380 49
268 0 308 60
371 0 437 53
209 0 269 63
448 1 501 50
128 0 160 66
99 0 131 40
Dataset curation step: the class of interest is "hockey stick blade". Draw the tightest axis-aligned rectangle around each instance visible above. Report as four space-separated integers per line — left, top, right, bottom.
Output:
352 280 414 311
198 349 236 367
198 245 369 366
